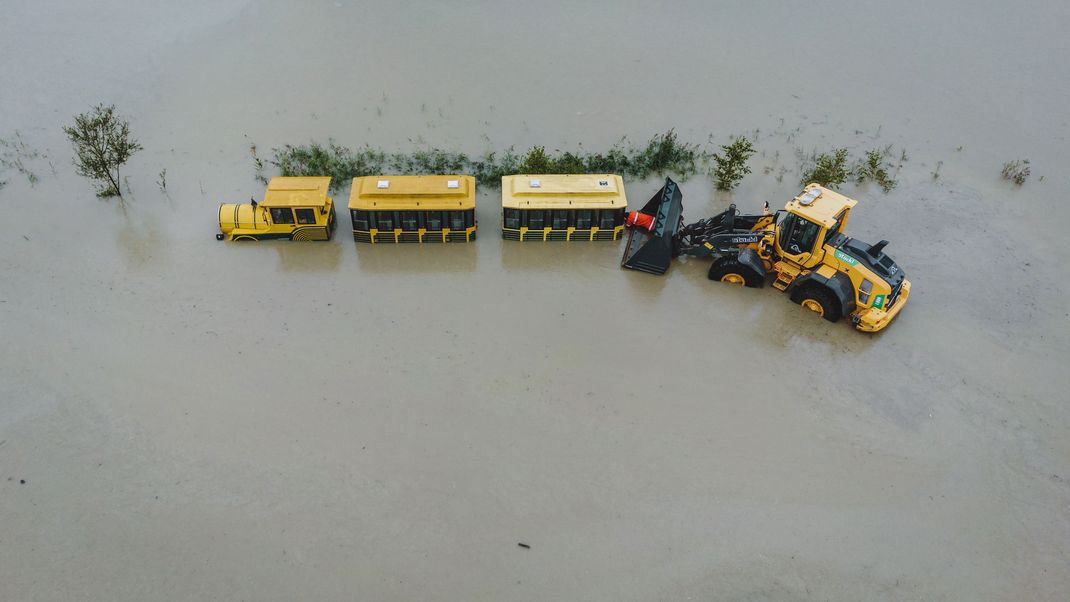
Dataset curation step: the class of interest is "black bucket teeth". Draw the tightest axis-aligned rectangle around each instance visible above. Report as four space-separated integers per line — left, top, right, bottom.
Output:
620 178 684 275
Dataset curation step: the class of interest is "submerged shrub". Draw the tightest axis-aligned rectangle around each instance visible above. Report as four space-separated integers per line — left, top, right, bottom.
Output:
1001 159 1030 186
631 129 701 178
711 137 755 191
517 146 554 174
800 148 850 187
854 147 898 192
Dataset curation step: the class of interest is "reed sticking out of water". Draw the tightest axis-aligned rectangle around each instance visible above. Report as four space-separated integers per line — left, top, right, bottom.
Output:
0 131 44 187
269 129 709 191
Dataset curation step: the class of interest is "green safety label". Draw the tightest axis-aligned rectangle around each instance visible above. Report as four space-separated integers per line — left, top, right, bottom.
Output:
834 249 859 266
872 294 885 309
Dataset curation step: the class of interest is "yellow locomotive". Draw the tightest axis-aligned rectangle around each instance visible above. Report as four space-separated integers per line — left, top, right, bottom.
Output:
217 177 336 241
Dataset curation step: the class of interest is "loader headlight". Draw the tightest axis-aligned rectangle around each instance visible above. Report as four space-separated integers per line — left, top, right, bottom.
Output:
859 279 873 305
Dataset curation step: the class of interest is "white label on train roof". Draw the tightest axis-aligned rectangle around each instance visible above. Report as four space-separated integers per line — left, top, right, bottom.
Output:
377 180 390 189
529 179 541 188
447 180 459 188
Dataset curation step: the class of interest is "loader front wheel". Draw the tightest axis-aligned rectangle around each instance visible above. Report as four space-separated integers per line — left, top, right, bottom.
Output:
708 257 762 288
794 285 840 323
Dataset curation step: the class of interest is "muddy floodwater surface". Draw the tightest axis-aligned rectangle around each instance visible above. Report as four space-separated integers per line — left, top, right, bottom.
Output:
2 1 1069 600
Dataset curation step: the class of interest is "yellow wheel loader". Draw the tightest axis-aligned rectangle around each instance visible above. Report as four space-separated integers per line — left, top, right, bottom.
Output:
622 179 910 332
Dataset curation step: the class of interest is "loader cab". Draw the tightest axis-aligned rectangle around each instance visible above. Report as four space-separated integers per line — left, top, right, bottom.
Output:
775 185 856 268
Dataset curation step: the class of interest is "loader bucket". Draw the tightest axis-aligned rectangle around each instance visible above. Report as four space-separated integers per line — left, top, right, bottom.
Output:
621 178 684 275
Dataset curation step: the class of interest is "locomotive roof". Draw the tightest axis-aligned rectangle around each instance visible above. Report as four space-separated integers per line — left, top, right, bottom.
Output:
261 177 332 207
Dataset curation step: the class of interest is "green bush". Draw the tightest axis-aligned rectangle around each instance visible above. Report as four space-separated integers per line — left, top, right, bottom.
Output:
711 137 755 191
269 129 712 189
853 147 897 192
800 148 850 187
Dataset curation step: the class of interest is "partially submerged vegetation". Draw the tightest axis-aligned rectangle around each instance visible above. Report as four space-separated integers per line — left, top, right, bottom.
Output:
270 129 707 191
1001 159 1030 186
64 104 142 198
853 147 898 192
711 137 755 191
0 131 47 188
799 148 850 187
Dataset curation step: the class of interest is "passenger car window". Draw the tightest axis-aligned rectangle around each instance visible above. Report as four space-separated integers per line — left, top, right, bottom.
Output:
351 210 370 230
575 210 592 229
504 208 520 229
599 210 617 229
527 210 545 229
552 210 569 229
425 211 442 231
376 212 394 230
295 208 316 224
449 211 465 230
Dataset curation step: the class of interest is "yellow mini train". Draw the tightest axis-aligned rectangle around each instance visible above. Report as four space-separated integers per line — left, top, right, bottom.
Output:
217 176 337 241
348 175 477 243
500 174 627 241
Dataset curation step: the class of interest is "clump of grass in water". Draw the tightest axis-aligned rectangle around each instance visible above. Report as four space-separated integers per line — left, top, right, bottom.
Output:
853 146 898 192
711 136 755 191
0 131 45 187
800 148 850 187
469 148 519 185
269 130 713 189
250 143 267 184
931 161 943 181
1001 159 1030 186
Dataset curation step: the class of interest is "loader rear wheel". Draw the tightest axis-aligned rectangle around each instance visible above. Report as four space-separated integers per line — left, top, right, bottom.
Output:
794 286 840 323
708 257 762 288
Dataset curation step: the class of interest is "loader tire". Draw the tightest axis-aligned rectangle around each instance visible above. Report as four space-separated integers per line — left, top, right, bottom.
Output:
793 285 840 323
708 257 763 288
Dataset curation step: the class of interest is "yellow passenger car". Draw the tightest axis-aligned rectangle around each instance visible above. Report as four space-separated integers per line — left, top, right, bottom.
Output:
348 175 477 243
217 176 337 241
501 174 627 241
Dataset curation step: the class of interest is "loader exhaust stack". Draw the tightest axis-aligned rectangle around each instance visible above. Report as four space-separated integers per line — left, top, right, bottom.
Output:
620 178 684 275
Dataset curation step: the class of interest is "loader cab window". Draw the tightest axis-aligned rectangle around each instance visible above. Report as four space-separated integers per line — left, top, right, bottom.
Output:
270 208 295 225
780 212 820 255
823 209 847 246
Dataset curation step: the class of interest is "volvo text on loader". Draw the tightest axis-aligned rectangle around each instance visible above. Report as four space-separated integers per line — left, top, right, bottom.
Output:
621 180 910 332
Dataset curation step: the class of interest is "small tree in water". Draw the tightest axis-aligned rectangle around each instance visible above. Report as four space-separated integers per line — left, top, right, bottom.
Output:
64 104 142 198
711 137 755 191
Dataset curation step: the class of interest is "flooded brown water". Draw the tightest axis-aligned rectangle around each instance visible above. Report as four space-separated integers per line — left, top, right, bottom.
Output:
2 1 1068 600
